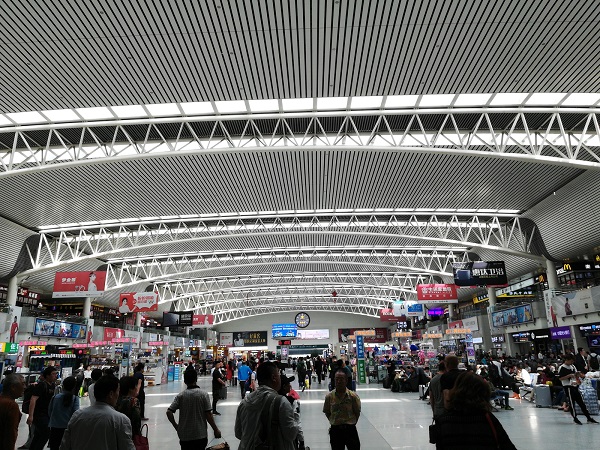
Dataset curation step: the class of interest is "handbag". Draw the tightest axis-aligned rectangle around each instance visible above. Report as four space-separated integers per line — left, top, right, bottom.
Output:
219 385 228 399
206 437 230 450
133 424 149 450
428 418 439 444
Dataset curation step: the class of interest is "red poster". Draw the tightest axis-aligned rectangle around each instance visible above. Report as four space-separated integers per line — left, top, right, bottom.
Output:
416 284 458 303
448 320 463 329
103 327 124 341
379 309 404 322
119 292 159 313
193 314 215 326
53 271 107 298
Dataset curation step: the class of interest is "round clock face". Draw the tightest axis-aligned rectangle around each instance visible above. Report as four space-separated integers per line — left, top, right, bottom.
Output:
295 312 310 328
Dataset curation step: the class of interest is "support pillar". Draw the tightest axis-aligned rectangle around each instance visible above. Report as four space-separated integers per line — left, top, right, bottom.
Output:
487 287 497 307
546 258 559 290
135 313 142 327
7 276 18 307
448 304 455 321
83 297 92 319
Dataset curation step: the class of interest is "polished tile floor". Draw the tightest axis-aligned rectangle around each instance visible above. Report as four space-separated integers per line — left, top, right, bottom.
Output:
16 376 600 449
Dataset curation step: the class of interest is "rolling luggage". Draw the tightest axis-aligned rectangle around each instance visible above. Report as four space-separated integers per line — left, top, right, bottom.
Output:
574 380 599 416
534 384 552 408
419 384 427 399
382 376 391 389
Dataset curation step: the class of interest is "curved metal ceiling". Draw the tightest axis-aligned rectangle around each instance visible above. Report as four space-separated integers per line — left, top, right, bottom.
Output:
2 1 600 321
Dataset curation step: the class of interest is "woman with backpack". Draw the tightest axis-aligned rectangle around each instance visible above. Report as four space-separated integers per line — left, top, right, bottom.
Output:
48 376 80 450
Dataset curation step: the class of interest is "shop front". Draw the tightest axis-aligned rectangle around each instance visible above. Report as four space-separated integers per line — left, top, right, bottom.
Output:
578 323 600 353
530 328 553 355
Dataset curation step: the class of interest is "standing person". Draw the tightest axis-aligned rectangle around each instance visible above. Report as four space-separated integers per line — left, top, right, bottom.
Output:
575 348 588 373
211 361 226 415
0 374 25 450
48 376 79 450
133 363 148 421
235 362 299 450
87 369 103 406
28 365 58 450
115 376 142 439
439 356 461 409
305 358 313 389
315 357 324 385
58 375 135 450
83 366 92 394
278 374 307 450
429 361 446 418
226 360 233 386
297 357 307 392
433 372 517 449
167 366 221 450
558 355 599 425
323 370 361 450
74 366 85 398
237 360 252 399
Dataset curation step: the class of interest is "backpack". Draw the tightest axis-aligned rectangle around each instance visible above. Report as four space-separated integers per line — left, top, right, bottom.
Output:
590 354 600 371
21 384 37 414
255 394 280 450
297 360 306 372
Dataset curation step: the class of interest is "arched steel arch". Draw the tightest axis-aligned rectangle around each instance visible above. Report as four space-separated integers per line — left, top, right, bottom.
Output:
2 108 600 175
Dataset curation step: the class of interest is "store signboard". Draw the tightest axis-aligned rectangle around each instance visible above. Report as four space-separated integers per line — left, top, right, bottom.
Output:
220 331 268 347
103 327 125 341
452 261 508 287
462 317 479 332
34 318 87 340
72 343 89 348
491 304 534 327
119 292 159 313
339 328 387 343
148 341 169 346
296 329 330 340
551 326 572 339
89 341 110 346
272 324 298 338
550 286 600 319
416 284 458 302
579 323 600 336
407 303 424 317
491 335 505 344
379 308 402 322
192 314 215 327
511 332 531 343
112 337 137 343
52 271 107 298
0 342 19 353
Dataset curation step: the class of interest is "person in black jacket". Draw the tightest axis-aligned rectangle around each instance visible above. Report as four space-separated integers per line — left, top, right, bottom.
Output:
433 372 517 450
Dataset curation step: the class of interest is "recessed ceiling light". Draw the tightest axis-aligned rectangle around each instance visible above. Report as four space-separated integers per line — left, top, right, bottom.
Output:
525 93 568 105
489 93 529 106
214 100 247 113
385 95 419 108
316 96 348 110
76 107 114 120
281 98 313 111
146 103 180 116
180 102 214 115
41 109 80 122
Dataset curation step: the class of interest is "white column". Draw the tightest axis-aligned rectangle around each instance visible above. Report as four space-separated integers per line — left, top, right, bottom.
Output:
546 258 559 290
7 276 18 307
487 287 497 307
135 313 142 327
82 297 92 319
410 317 415 329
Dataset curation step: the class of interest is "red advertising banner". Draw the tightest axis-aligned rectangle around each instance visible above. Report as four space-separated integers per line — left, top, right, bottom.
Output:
379 309 405 322
103 327 124 341
53 271 107 298
339 328 387 343
119 292 159 313
193 314 215 326
416 284 458 303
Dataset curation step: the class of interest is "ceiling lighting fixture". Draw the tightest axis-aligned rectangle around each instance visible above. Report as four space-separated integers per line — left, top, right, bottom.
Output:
76 107 114 120
281 98 313 111
0 114 12 126
180 102 214 115
316 96 348 110
146 103 180 116
384 95 419 108
248 99 279 112
215 100 247 114
350 96 383 109
560 93 600 106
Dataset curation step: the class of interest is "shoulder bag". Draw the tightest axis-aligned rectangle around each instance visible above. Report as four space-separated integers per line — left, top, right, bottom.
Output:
133 423 149 450
255 395 281 450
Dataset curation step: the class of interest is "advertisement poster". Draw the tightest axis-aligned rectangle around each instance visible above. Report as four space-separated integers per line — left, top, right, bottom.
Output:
86 319 94 344
0 305 22 343
296 329 330 340
53 271 107 298
452 261 507 287
192 314 215 327
338 328 387 344
491 304 534 327
550 286 600 322
407 303 424 317
103 327 125 341
119 292 159 313
221 331 267 347
416 284 458 302
379 308 403 322
33 318 87 339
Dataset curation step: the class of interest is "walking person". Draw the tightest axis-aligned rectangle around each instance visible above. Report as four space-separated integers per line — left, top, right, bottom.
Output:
133 363 149 421
48 376 79 450
0 374 25 450
211 361 226 415
297 357 307 392
314 357 324 385
323 369 361 450
238 360 252 399
558 355 599 425
28 366 58 450
167 365 221 450
115 376 142 440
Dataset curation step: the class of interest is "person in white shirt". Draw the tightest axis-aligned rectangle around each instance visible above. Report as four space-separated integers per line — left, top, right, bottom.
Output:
87 369 103 406
59 375 135 450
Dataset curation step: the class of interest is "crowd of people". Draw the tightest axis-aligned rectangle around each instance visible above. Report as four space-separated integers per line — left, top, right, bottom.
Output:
1 346 599 450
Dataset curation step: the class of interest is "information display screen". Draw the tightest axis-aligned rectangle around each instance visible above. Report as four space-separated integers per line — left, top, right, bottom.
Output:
34 318 87 340
452 261 508 287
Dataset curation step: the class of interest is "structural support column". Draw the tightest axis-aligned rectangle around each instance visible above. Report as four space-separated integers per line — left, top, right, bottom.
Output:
83 297 92 319
7 276 18 307
135 313 142 327
546 258 559 290
487 287 497 307
448 304 455 321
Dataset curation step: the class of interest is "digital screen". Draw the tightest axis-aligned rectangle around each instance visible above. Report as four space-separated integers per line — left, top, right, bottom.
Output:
272 324 298 338
34 318 87 339
427 308 444 315
162 312 180 327
452 261 507 287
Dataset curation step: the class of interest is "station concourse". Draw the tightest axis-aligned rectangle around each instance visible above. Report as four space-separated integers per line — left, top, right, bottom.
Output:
1 1 600 449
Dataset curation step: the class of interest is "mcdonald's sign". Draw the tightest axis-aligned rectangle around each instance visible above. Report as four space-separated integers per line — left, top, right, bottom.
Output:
563 263 572 271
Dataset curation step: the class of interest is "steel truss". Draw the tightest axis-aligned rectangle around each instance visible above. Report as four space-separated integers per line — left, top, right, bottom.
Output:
2 109 600 174
101 249 465 292
24 213 543 276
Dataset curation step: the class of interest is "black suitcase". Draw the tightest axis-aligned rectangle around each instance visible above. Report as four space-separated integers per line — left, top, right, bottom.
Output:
382 376 391 389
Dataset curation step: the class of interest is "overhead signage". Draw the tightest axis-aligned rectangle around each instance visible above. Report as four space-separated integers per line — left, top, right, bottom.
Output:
491 335 505 343
220 331 268 347
72 343 89 348
52 271 107 298
452 261 508 287
462 317 479 332
511 332 531 343
491 304 534 327
445 328 471 334
392 301 407 316
192 314 215 327
148 341 169 346
379 308 403 322
556 262 600 274
422 333 443 339
578 323 600 337
551 326 572 339
112 337 137 343
427 308 444 315
178 312 193 327
407 303 424 317
89 340 110 347
278 340 292 346
0 342 19 353
356 335 365 359
20 340 47 346
296 329 330 340
339 328 387 343
103 327 125 341
550 286 600 319
34 318 88 340
119 292 159 313
416 284 458 303
272 324 298 338
531 328 551 340
355 329 376 336
392 332 413 338
28 345 46 351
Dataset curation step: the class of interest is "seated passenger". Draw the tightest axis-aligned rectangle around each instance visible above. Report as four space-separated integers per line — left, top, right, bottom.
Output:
433 372 517 450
